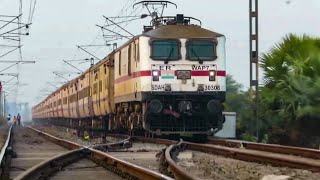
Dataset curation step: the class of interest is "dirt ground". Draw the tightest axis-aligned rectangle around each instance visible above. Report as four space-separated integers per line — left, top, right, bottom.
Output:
105 142 167 173
32 125 123 146
0 126 9 148
177 150 320 180
32 124 170 173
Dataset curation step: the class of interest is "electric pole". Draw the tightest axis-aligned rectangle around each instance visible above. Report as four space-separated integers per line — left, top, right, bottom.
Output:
249 0 259 140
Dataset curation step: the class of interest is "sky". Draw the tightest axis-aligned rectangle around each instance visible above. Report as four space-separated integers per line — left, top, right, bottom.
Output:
0 0 320 106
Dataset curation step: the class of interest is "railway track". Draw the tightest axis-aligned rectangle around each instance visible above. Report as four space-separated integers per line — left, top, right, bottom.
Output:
166 140 320 179
100 134 320 179
3 124 319 180
208 138 320 159
0 126 172 180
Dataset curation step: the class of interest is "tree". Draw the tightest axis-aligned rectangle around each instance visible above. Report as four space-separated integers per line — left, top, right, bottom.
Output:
224 75 256 136
260 34 320 146
260 34 320 120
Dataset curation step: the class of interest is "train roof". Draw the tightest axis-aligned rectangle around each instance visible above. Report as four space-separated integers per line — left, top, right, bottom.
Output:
142 24 224 39
113 24 224 54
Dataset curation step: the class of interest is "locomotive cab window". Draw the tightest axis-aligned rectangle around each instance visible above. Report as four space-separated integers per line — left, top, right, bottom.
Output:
186 40 217 61
150 39 180 61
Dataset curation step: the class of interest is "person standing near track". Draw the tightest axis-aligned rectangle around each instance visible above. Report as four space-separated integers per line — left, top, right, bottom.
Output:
17 113 21 126
13 116 17 126
7 114 11 126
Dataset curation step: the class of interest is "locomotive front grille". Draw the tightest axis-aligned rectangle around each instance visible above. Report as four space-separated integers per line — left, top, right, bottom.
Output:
176 70 191 80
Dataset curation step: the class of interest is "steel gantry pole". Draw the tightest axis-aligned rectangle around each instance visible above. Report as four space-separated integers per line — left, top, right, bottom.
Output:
249 0 259 139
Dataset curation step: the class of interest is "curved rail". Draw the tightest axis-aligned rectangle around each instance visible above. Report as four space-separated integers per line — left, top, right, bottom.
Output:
26 127 173 180
208 138 320 159
0 125 13 164
164 140 320 179
92 136 132 151
26 127 320 178
89 148 173 180
183 142 320 172
107 134 320 172
165 141 199 180
14 149 86 180
106 133 177 145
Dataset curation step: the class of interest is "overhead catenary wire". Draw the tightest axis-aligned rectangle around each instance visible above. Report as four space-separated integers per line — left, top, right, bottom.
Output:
96 25 131 40
27 0 37 32
62 60 84 73
67 0 140 71
103 16 135 36
0 14 22 31
3 76 18 85
0 46 21 59
0 63 19 73
0 23 31 37
18 0 23 61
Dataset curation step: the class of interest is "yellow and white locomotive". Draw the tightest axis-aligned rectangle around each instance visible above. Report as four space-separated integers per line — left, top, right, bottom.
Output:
32 13 226 137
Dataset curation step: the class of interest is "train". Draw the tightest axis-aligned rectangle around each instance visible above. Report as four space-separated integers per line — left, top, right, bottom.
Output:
32 14 226 138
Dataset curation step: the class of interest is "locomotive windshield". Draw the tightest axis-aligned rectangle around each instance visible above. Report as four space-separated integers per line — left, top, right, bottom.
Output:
186 40 216 61
150 40 180 60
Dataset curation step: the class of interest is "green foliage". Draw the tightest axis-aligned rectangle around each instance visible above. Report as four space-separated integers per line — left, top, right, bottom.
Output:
226 34 320 144
260 34 320 123
224 75 256 135
240 132 257 142
0 116 6 126
261 134 269 144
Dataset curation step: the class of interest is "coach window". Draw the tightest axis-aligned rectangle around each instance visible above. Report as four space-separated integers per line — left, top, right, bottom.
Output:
186 40 217 61
150 39 180 62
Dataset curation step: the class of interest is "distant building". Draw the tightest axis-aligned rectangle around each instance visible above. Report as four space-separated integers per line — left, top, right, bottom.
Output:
215 112 236 138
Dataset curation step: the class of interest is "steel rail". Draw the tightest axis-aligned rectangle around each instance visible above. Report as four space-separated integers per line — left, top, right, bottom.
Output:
106 133 177 145
26 129 320 179
92 137 132 151
26 127 173 180
28 126 82 150
165 141 199 180
0 125 13 164
118 134 320 173
14 149 87 180
88 148 173 180
208 138 320 159
164 140 320 179
182 142 320 172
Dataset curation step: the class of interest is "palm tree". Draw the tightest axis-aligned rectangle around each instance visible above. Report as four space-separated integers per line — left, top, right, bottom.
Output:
260 34 320 125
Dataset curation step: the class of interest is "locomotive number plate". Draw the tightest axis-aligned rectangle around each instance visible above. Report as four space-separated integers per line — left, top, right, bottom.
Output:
204 85 220 91
151 84 165 91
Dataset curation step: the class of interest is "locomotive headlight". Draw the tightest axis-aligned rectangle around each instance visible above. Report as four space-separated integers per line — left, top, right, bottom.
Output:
152 70 160 81
153 70 159 76
209 70 216 81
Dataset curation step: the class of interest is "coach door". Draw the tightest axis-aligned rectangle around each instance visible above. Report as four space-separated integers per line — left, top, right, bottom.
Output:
99 65 107 115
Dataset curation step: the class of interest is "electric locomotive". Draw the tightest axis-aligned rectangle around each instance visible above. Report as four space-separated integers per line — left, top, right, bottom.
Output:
112 14 226 136
32 14 226 138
